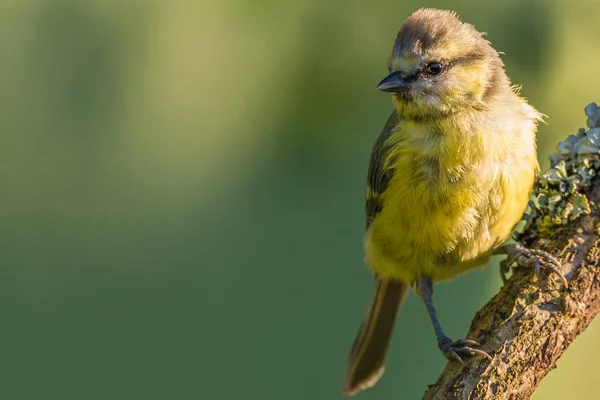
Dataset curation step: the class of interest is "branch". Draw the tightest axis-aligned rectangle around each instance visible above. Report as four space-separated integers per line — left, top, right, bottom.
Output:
422 103 600 400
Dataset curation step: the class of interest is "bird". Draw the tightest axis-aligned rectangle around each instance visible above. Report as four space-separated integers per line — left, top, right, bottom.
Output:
341 8 564 395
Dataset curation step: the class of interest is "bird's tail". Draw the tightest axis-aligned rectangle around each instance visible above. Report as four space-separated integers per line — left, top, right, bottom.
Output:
342 277 409 396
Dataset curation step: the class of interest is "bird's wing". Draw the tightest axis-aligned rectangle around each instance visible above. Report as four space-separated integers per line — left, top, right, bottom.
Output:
366 110 399 229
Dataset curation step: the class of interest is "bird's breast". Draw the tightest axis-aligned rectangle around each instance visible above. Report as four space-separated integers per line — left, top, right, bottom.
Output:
365 116 537 283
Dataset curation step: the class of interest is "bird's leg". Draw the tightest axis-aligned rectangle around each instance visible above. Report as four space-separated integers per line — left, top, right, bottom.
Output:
414 277 491 364
493 243 567 287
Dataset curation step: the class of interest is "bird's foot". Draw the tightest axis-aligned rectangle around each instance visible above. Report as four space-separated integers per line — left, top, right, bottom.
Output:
497 243 567 287
438 337 491 365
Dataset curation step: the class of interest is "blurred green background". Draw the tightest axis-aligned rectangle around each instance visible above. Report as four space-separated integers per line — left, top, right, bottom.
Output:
1 1 598 399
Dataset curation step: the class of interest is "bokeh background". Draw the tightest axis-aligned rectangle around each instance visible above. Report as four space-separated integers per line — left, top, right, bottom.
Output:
1 1 598 399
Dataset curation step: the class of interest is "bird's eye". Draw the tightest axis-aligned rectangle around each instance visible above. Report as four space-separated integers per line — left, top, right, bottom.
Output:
426 62 443 75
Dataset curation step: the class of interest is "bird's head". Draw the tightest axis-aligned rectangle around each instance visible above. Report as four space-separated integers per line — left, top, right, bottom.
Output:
379 8 510 120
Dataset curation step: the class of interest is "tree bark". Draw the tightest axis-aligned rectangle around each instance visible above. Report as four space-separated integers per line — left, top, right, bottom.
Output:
422 136 600 398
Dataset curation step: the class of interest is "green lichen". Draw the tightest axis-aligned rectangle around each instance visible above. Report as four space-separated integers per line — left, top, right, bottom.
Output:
515 102 599 241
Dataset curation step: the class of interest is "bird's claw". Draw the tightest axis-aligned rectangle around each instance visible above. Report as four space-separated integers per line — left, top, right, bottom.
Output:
498 243 567 287
438 337 492 365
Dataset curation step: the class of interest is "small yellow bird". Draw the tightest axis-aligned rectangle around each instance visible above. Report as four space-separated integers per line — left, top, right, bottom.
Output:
342 8 564 395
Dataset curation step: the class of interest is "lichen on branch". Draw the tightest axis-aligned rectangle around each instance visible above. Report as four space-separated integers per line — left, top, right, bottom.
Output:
518 103 600 241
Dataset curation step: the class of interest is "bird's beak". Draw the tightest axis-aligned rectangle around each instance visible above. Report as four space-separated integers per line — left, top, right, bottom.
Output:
377 71 410 93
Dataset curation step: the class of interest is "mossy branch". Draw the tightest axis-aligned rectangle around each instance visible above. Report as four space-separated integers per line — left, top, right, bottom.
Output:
422 103 600 400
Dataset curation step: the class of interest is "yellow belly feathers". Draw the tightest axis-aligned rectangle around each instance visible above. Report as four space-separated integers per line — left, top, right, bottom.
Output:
365 110 538 283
